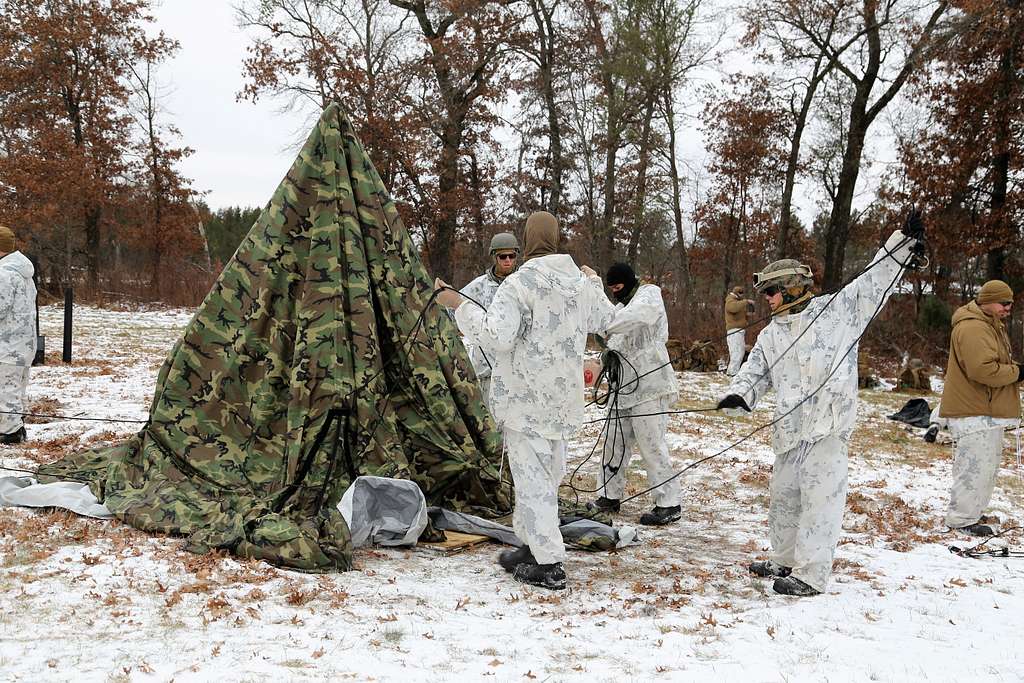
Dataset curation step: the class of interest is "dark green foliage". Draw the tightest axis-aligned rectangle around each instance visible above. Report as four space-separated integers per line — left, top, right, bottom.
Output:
203 205 263 266
918 294 952 334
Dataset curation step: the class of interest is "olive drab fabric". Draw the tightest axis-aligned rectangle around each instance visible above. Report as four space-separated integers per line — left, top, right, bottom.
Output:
896 359 932 393
37 104 510 571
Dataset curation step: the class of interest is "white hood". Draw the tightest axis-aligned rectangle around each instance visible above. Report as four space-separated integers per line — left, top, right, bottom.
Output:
0 251 34 281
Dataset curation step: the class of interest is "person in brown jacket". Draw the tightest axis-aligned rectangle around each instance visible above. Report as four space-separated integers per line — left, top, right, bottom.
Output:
938 280 1023 536
724 285 754 376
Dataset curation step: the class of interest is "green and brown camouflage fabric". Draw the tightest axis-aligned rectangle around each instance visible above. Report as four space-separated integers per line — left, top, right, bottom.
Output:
38 103 511 571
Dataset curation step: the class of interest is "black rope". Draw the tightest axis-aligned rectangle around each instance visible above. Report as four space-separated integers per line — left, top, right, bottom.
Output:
0 411 147 424
0 464 93 485
585 234 919 408
950 526 1024 559
614 250 913 505
564 235 919 504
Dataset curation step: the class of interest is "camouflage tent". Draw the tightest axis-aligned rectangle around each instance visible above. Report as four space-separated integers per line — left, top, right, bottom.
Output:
38 104 510 571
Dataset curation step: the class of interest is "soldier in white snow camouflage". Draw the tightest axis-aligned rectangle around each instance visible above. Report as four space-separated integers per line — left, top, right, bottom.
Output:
591 262 681 526
437 211 615 590
0 225 37 445
718 218 923 597
458 232 520 406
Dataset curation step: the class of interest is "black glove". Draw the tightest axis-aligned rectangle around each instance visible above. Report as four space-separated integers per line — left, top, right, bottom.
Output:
903 207 925 240
717 394 751 412
1017 363 1023 383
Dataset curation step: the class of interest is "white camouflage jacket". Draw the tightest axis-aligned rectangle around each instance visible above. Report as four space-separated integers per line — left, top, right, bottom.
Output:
0 251 37 366
726 230 917 453
459 268 503 378
604 284 678 410
455 254 616 440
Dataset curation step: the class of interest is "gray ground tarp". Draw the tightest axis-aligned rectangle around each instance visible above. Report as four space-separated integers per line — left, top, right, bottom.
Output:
0 476 112 519
1 474 636 551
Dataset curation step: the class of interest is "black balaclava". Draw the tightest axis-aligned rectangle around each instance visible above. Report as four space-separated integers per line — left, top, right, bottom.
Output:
606 262 638 304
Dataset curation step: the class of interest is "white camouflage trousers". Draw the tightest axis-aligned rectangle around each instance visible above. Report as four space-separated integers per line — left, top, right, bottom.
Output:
504 428 567 565
0 364 29 435
600 397 680 508
768 434 848 592
726 328 745 376
944 422 1004 529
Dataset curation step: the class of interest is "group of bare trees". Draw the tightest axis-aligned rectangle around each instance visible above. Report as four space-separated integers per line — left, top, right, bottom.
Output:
0 0 1020 342
0 0 204 301
238 0 1020 333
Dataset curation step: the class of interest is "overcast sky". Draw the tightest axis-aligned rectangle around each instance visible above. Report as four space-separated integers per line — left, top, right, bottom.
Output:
148 0 310 211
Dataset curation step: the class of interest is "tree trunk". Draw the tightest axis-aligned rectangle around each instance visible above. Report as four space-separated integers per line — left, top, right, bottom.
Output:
431 122 464 280
822 118 867 290
777 55 829 259
84 204 101 289
664 92 693 302
986 30 1017 282
598 105 620 269
528 0 563 214
626 96 657 264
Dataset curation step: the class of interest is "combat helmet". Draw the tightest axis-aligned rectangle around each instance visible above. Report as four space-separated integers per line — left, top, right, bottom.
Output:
753 259 813 293
489 232 520 256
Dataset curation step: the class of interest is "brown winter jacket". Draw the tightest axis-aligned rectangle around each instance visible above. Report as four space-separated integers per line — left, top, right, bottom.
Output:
939 301 1021 419
724 293 752 330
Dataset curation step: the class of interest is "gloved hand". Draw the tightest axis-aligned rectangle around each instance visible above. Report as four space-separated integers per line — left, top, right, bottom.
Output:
600 349 622 385
717 394 751 412
903 207 925 240
1017 363 1023 383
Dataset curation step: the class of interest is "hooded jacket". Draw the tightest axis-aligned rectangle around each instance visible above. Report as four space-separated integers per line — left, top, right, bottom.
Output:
724 292 752 330
455 253 616 439
0 251 37 366
725 230 916 453
459 267 503 378
939 301 1020 419
604 283 678 409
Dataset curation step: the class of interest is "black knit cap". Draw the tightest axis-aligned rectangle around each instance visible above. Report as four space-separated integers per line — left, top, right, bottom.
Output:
605 262 636 289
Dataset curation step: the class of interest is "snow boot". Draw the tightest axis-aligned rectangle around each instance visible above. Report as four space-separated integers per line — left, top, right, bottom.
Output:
639 505 681 526
513 562 567 591
956 523 994 537
589 496 620 513
748 560 792 578
772 576 821 597
498 545 536 573
0 426 26 445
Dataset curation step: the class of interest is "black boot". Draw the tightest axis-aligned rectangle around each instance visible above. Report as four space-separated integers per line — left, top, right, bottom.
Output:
748 560 792 578
0 426 26 445
639 505 681 526
772 576 821 597
498 545 536 573
923 425 939 443
956 523 994 537
513 562 567 590
589 496 620 513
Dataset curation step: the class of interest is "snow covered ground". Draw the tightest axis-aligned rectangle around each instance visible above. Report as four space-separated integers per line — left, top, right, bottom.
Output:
2 304 1023 681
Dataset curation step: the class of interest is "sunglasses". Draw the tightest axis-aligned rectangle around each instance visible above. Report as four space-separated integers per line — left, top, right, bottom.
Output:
496 253 517 261
762 285 782 297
